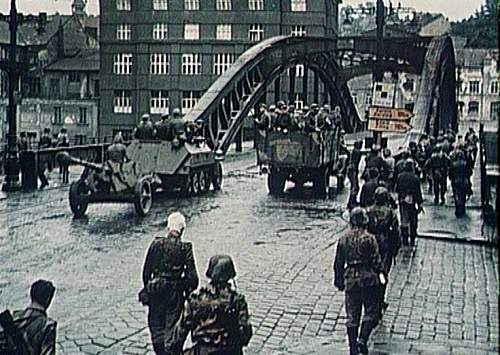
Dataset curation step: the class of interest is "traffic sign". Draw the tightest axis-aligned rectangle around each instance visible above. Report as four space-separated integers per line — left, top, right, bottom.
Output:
368 107 413 121
372 82 396 108
368 118 412 133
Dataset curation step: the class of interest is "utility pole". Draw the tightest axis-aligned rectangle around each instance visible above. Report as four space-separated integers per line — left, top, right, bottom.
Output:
2 0 21 192
372 0 385 146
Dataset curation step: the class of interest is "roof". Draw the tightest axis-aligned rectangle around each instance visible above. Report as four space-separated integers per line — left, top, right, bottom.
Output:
456 48 499 67
44 50 99 72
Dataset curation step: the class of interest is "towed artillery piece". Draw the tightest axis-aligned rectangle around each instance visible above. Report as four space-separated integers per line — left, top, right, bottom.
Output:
59 139 223 218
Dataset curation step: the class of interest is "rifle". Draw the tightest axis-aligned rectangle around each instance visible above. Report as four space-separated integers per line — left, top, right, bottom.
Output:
0 310 30 355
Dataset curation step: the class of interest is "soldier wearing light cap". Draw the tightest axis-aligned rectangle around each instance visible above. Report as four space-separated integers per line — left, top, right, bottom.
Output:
140 212 199 355
170 255 253 355
134 113 156 140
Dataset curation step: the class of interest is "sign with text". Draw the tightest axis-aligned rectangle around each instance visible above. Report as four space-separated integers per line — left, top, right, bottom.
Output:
372 82 396 108
368 107 413 121
368 118 412 133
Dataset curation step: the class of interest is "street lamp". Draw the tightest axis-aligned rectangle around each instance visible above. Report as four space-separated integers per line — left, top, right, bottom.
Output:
2 0 21 192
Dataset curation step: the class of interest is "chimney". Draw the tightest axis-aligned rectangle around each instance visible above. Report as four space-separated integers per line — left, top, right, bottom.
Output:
37 12 47 33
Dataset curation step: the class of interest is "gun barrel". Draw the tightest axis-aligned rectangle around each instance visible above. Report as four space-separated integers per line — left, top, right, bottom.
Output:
56 152 105 172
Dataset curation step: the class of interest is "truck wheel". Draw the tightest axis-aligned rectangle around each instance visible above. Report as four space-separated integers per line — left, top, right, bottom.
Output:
199 170 210 193
313 167 329 199
69 180 89 218
134 177 153 217
268 169 286 195
192 172 201 195
211 162 223 191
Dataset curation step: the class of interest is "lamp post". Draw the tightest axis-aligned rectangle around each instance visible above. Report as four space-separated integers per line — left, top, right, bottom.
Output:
2 0 21 192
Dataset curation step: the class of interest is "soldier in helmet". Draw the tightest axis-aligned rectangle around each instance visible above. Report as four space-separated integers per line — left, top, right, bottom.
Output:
333 207 383 355
254 103 271 131
425 145 450 205
367 187 400 313
134 113 156 140
140 212 199 355
156 112 172 140
107 133 127 164
449 150 472 217
167 108 188 142
395 159 423 247
170 255 253 355
304 103 320 132
363 145 388 182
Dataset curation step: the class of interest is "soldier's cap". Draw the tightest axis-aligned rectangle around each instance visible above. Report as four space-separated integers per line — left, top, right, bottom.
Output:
167 212 186 233
277 100 286 108
31 279 56 309
374 186 389 204
161 112 169 119
141 113 150 121
269 105 276 111
349 207 369 228
172 108 181 116
206 255 237 283
310 103 319 109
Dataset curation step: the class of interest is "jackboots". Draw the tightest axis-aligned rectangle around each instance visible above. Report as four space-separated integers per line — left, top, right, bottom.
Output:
153 343 167 355
347 326 359 355
357 320 377 354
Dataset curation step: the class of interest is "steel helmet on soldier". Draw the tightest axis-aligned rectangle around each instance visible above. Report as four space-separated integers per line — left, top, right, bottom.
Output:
206 255 237 283
172 108 181 117
349 207 369 228
374 186 389 205
161 111 169 119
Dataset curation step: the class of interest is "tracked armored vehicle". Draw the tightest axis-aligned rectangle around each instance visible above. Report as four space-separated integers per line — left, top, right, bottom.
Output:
62 139 222 217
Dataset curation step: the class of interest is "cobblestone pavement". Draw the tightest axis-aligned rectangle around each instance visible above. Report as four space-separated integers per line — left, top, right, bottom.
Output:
1 147 498 354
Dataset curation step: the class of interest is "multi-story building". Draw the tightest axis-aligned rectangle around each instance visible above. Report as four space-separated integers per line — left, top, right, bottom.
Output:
99 0 341 137
456 48 499 122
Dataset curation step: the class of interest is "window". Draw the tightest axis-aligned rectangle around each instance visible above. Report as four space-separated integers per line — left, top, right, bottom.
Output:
294 94 304 110
185 0 199 10
290 25 306 37
490 81 499 94
469 81 480 94
54 106 62 124
291 0 306 12
491 102 499 120
365 94 372 105
352 93 358 104
113 53 133 75
114 90 132 114
153 23 168 40
153 0 168 10
295 64 304 77
216 24 232 40
213 53 234 75
151 90 169 114
79 107 88 124
116 0 131 11
182 54 202 75
216 0 231 10
248 24 264 41
69 72 80 83
117 24 131 40
0 47 7 60
182 91 202 112
468 101 479 115
249 0 264 10
184 24 200 40
150 53 169 75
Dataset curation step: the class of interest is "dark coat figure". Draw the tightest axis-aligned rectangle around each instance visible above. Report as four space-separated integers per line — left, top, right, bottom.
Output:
56 135 70 184
107 135 127 163
360 168 381 208
141 213 199 355
347 141 363 209
170 255 252 355
449 152 471 217
37 130 52 189
363 148 387 182
333 208 382 355
425 147 450 204
155 113 173 141
254 105 271 130
134 114 156 140
0 280 57 355
395 160 423 247
17 133 29 152
367 187 400 314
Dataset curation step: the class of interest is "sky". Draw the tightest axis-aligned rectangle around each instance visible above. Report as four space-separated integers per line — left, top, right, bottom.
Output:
0 0 485 21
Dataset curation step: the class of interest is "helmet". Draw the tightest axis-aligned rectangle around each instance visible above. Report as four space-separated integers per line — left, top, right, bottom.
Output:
167 212 186 233
349 207 369 228
206 255 236 283
374 186 389 205
404 159 415 172
141 113 150 121
310 103 319 109
269 104 276 111
277 100 286 108
161 112 169 119
172 108 181 116
333 105 341 114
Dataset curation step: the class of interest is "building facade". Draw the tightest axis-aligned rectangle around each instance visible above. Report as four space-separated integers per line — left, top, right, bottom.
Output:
99 0 341 137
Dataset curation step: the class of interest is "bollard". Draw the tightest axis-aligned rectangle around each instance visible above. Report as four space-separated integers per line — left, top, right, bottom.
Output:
19 150 37 191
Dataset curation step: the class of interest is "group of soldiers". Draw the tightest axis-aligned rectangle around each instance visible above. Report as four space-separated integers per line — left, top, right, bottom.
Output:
254 101 342 133
133 110 204 144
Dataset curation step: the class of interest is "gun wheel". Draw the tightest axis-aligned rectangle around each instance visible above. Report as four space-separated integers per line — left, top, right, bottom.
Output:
192 172 201 195
211 162 223 191
134 178 153 217
199 170 210 193
69 180 89 218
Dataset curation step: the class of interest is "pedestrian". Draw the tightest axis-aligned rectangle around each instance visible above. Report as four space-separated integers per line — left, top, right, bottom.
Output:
449 150 472 217
38 128 52 189
333 207 383 355
254 103 271 131
140 212 199 355
395 159 423 247
360 168 381 208
0 279 57 355
347 140 363 209
382 148 395 190
17 132 29 152
363 145 388 182
425 145 450 205
367 187 400 314
169 255 253 355
57 129 70 184
134 113 156 140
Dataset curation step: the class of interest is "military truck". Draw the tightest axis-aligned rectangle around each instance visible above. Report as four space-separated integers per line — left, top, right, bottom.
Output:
255 128 345 198
62 139 222 218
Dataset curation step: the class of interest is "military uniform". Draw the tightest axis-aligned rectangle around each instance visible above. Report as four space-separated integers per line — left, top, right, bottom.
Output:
395 166 423 246
360 178 380 208
425 151 450 204
156 120 173 141
134 121 156 140
363 153 387 182
449 156 471 217
333 222 382 355
0 306 57 355
142 233 199 354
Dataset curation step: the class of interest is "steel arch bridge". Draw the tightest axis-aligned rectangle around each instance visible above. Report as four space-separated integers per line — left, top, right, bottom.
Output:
184 35 458 156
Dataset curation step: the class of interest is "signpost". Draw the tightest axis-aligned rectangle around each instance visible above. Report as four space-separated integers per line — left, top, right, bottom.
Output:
368 118 412 133
368 107 413 121
368 106 413 133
